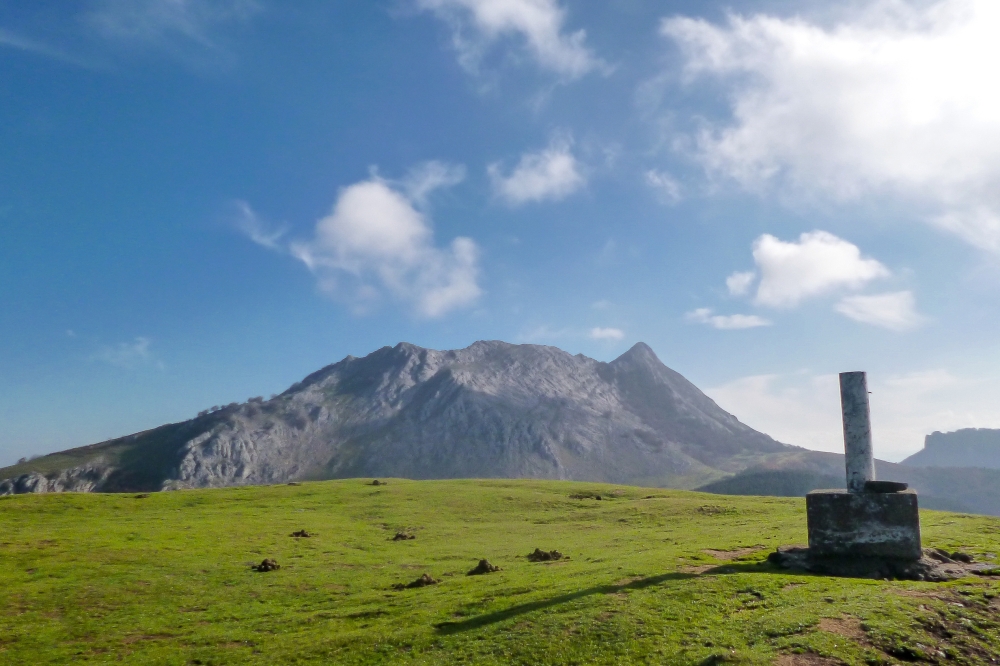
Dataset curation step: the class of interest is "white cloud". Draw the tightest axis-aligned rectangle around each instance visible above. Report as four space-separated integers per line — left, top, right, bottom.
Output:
268 164 481 318
415 0 602 78
93 337 163 370
706 369 1000 461
685 307 771 330
835 290 924 331
662 0 1000 251
725 270 756 296
645 169 683 204
489 137 585 205
751 231 889 308
589 327 624 341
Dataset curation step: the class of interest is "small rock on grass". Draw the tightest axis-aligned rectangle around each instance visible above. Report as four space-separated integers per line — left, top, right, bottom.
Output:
467 559 502 575
392 532 416 541
290 529 312 538
393 573 438 590
527 548 566 562
253 558 280 572
370 479 385 486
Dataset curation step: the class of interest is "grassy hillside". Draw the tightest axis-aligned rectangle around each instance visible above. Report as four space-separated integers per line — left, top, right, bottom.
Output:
2 480 1000 664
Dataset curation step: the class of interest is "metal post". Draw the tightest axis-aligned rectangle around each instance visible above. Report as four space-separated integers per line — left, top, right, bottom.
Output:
840 371 875 493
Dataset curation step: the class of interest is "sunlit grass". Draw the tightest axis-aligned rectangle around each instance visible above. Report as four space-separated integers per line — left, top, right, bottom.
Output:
2 479 999 664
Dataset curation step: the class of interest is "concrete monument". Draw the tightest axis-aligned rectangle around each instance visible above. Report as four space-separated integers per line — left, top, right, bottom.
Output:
805 371 922 561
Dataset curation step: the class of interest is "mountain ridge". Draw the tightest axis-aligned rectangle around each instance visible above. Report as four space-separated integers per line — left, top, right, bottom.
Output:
0 340 791 494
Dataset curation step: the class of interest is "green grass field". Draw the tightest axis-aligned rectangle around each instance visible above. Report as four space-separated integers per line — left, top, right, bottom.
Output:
2 479 1000 665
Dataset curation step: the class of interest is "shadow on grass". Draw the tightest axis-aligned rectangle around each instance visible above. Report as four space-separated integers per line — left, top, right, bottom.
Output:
434 571 696 634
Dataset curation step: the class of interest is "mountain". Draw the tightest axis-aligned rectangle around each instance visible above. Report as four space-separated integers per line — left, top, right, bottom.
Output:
900 428 1000 469
0 341 792 494
696 450 1000 515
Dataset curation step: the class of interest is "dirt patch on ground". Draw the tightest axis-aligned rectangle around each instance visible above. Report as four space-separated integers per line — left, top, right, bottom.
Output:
817 616 868 644
679 564 715 574
392 532 415 541
290 529 312 538
393 573 438 590
703 546 766 561
527 548 565 562
774 653 842 665
467 559 502 575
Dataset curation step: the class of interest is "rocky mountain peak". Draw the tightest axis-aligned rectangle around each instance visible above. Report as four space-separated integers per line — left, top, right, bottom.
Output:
2 340 791 495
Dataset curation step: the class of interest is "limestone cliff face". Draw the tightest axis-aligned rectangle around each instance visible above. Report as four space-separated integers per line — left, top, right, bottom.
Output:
0 341 790 493
901 428 1000 470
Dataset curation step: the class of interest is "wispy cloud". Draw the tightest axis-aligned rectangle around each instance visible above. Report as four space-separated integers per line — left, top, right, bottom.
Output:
0 27 98 67
414 0 603 79
489 136 585 205
84 0 261 66
239 162 482 318
725 271 755 297
645 169 682 204
233 201 287 251
685 307 771 330
589 327 624 341
92 337 164 370
662 0 1000 251
835 291 924 331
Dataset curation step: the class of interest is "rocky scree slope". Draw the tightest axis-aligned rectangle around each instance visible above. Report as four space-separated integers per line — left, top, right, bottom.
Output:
0 341 791 494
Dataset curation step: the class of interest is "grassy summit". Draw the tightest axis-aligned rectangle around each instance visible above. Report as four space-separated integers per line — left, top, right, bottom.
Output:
2 480 999 664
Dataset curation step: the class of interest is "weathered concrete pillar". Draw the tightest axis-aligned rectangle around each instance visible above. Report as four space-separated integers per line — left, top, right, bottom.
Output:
806 370 922 562
840 371 875 493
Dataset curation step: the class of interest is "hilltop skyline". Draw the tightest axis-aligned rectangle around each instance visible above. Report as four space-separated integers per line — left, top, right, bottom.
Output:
4 0 1000 465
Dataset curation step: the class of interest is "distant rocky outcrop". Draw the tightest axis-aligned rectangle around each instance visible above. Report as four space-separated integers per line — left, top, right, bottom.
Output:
901 428 1000 470
0 341 791 495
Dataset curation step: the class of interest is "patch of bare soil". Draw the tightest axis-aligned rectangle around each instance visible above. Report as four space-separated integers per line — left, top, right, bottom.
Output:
817 616 868 644
393 573 438 590
290 530 312 538
774 653 842 665
392 532 415 541
252 558 280 572
703 546 766 561
527 548 566 562
679 564 715 574
133 494 150 499
467 559 502 575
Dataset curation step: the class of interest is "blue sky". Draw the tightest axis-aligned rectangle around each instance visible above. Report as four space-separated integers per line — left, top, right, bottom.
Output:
4 0 1000 465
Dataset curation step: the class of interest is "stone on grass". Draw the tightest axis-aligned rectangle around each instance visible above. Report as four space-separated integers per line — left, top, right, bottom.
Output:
253 558 280 572
467 559 501 575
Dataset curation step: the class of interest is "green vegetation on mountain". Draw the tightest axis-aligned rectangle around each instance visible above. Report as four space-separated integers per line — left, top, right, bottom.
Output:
3 479 1000 664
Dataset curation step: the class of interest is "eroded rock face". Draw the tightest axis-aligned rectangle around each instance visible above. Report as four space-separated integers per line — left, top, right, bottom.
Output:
1 341 790 494
0 462 115 495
